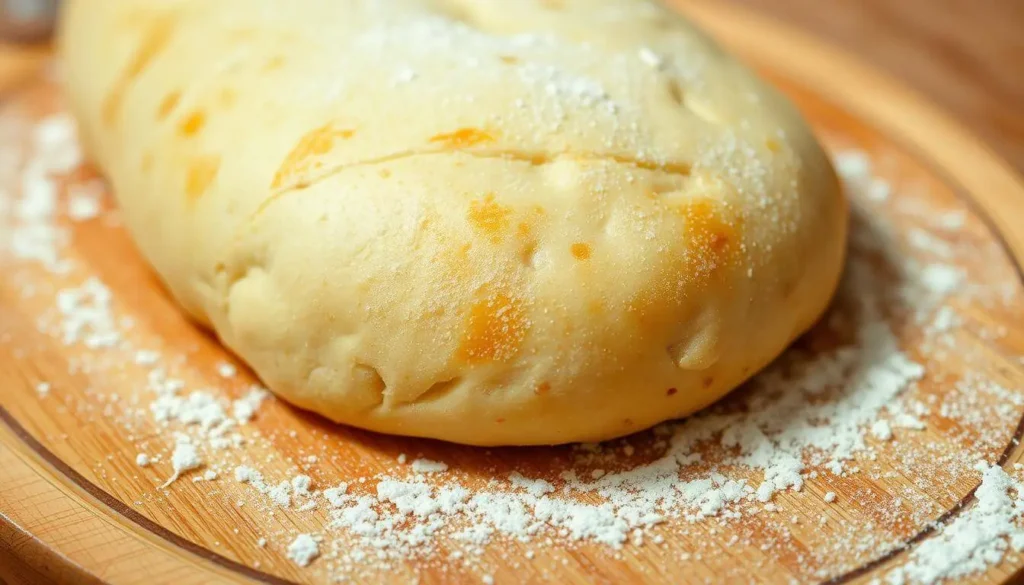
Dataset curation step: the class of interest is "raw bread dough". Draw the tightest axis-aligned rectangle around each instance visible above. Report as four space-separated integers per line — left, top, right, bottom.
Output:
59 0 847 445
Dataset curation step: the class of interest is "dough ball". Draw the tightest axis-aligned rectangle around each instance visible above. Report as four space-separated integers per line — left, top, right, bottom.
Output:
59 0 847 445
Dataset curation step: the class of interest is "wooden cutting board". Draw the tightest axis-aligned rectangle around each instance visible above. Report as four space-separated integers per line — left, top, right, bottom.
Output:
4 2 1024 584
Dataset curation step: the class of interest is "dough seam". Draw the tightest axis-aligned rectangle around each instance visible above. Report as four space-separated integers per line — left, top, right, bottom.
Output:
252 148 694 223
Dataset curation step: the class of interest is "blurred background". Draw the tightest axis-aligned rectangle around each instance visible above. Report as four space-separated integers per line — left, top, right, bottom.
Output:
0 0 55 41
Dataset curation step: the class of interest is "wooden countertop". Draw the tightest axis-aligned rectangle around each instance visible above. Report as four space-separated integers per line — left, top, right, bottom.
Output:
1 3 1024 585
728 0 1024 173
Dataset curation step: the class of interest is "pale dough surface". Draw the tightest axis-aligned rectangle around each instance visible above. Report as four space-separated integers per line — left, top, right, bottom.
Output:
59 0 847 445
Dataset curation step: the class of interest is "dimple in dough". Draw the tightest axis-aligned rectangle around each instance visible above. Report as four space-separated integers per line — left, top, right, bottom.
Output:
59 0 847 445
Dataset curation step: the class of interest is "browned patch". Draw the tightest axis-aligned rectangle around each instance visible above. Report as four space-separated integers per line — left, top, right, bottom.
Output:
178 111 205 137
429 128 496 149
272 125 356 189
702 376 714 388
496 418 506 423
103 14 178 126
666 387 678 396
467 194 512 237
458 293 528 363
185 155 221 202
678 198 741 280
570 243 591 260
534 382 551 395
156 91 181 120
515 206 546 239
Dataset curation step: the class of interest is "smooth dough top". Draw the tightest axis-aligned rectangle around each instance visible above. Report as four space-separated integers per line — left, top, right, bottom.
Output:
59 0 847 445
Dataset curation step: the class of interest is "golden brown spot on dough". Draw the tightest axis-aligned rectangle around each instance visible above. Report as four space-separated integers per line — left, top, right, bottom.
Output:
515 206 546 240
702 376 714 388
499 55 519 65
156 91 181 120
496 418 506 423
185 155 220 202
666 387 678 396
429 127 495 149
520 241 539 267
467 193 512 237
178 111 206 137
102 14 177 126
570 243 591 261
766 138 782 153
678 199 740 279
534 382 551 395
458 293 527 363
272 125 356 188
588 300 604 315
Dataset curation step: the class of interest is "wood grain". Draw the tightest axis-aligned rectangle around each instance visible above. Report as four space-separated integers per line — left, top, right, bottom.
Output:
727 0 1024 174
2 2 1024 584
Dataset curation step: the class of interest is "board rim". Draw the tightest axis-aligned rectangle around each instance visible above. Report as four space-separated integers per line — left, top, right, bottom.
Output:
3 2 1024 583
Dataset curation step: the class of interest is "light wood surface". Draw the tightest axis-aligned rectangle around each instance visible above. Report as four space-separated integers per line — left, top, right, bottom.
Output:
3 2 1024 584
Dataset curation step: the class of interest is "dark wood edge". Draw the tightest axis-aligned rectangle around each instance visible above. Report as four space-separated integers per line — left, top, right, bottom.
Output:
0 408 294 585
0 510 103 585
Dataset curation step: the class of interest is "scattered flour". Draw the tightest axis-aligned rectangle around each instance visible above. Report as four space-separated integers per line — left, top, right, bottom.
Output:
3 96 1024 585
883 465 1024 584
411 458 449 474
232 387 269 423
287 534 320 567
66 181 102 221
871 420 894 442
55 277 120 348
217 362 237 378
161 440 202 488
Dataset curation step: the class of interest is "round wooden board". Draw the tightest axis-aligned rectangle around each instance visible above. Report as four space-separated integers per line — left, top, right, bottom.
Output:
4 2 1024 584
